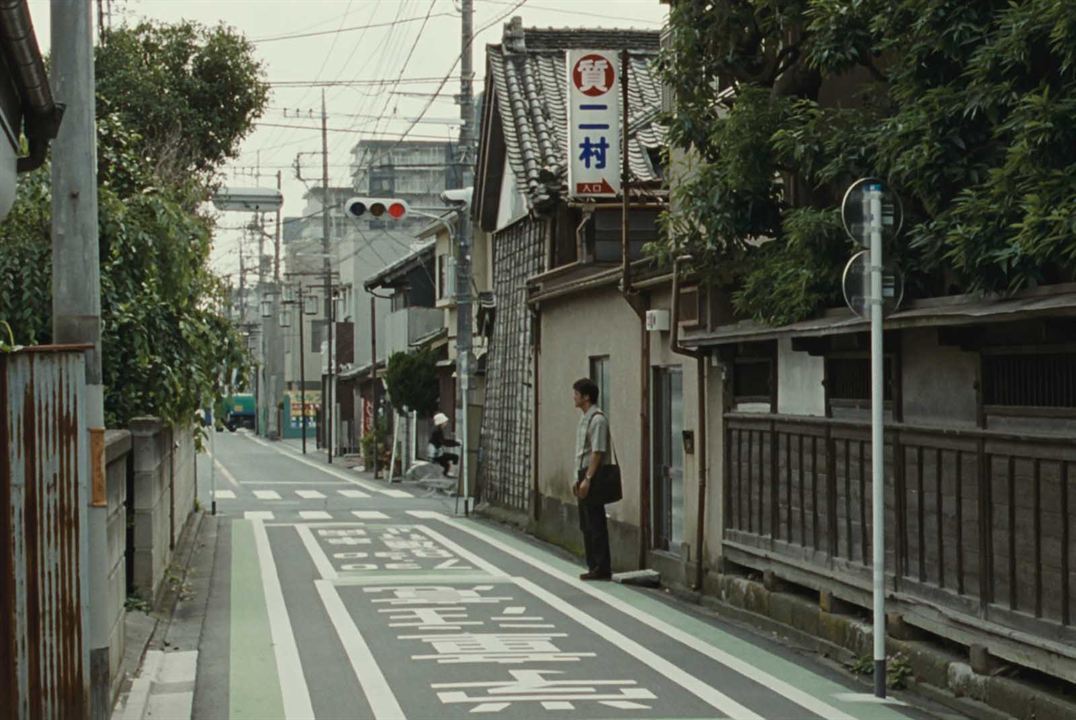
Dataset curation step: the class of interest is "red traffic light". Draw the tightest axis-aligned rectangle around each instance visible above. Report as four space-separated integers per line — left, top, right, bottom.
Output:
343 197 409 220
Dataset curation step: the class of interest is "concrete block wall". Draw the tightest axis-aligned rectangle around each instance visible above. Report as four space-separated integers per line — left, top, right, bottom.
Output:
103 430 131 701
129 418 173 601
128 418 198 602
171 428 196 547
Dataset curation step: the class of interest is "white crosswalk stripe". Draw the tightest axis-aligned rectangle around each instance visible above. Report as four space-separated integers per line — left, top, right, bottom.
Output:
244 511 274 520
338 489 370 499
295 490 326 499
352 511 389 520
253 490 281 500
380 489 413 499
299 510 332 520
212 490 236 500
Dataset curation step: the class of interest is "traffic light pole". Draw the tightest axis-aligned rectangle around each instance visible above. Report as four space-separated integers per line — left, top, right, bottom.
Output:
321 89 334 464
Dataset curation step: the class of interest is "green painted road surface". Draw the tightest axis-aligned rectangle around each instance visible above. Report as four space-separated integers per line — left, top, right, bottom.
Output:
187 432 961 720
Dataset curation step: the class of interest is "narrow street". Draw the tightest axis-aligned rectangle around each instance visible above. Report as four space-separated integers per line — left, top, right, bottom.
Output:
172 432 943 720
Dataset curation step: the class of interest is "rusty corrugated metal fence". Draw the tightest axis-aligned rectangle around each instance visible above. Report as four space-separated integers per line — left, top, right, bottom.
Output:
2 347 90 719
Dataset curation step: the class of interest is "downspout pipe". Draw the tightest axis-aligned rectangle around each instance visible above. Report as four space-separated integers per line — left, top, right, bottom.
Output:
671 255 709 592
0 0 64 172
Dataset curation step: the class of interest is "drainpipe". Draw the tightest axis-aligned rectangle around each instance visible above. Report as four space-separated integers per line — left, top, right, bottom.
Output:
671 255 708 592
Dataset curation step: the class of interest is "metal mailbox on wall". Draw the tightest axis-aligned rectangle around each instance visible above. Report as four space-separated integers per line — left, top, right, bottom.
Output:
1 346 91 718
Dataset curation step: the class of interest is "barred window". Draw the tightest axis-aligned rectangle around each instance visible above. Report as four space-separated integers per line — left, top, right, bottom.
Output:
826 356 893 402
983 353 1076 408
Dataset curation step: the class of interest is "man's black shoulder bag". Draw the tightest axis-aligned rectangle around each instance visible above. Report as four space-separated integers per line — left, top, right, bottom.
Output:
584 411 622 505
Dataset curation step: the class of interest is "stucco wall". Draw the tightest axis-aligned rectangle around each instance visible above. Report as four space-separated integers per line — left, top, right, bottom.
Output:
901 328 978 427
537 286 643 527
777 337 825 416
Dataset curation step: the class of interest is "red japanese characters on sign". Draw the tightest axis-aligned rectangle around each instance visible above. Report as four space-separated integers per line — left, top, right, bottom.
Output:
567 49 621 199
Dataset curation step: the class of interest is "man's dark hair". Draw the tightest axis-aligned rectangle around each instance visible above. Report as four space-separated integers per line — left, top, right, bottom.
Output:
573 377 599 404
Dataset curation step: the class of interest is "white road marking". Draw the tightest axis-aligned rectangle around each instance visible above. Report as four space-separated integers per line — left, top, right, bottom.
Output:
214 459 242 489
243 433 412 498
244 511 275 520
412 525 759 718
295 524 338 581
296 490 326 499
339 489 371 499
352 511 389 520
250 518 315 719
212 490 236 500
299 510 332 520
315 580 405 719
253 490 281 500
427 513 860 720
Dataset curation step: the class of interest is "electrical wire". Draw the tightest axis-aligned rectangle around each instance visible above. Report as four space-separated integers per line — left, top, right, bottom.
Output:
253 13 457 43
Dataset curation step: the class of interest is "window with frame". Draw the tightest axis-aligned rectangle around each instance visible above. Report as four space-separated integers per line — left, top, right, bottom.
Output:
437 255 447 300
732 357 773 405
982 351 1076 409
825 355 894 405
589 355 611 412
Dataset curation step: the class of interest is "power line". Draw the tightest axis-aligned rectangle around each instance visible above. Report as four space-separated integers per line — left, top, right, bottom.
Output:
253 13 457 43
254 122 455 141
266 77 449 87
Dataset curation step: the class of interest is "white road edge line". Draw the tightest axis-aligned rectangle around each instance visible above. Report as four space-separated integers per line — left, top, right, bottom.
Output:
250 518 316 719
243 433 413 497
413 525 761 720
295 524 339 581
316 580 406 720
214 459 242 489
425 513 860 720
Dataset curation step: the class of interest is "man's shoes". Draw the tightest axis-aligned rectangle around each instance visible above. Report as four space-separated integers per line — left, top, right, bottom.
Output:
579 571 612 581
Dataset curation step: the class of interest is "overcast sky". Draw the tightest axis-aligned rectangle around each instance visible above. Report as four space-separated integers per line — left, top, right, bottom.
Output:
26 0 667 277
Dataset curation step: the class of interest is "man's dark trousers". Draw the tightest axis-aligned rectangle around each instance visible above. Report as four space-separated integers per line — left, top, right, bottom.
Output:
578 497 611 575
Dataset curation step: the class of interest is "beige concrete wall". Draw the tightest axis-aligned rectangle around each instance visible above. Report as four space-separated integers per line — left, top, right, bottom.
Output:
537 286 644 526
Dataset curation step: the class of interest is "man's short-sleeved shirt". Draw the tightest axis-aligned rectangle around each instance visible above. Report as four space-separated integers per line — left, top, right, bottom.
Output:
575 405 610 471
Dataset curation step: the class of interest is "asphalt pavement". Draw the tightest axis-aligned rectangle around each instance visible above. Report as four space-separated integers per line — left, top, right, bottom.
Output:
171 430 962 720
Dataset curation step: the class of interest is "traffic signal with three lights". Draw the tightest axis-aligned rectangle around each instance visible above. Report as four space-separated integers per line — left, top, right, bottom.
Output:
343 197 409 220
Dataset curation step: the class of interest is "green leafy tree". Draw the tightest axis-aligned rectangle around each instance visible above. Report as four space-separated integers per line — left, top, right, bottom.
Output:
0 19 267 429
658 0 1076 326
383 349 440 416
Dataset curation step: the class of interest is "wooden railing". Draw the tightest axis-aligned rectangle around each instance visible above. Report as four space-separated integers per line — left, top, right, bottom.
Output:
724 412 1076 647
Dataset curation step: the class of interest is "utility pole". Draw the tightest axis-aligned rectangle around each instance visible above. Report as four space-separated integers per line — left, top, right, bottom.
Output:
455 0 476 511
321 89 335 463
50 1 99 713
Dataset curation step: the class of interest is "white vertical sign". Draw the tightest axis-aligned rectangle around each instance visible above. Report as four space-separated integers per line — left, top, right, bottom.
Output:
567 49 621 198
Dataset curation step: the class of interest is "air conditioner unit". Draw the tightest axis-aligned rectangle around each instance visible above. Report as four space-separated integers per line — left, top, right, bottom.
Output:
645 309 670 332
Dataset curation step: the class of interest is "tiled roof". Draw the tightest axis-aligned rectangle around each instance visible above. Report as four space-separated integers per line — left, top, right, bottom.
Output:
483 18 665 210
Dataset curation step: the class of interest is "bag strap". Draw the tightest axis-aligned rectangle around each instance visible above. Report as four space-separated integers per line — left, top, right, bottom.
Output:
586 409 618 466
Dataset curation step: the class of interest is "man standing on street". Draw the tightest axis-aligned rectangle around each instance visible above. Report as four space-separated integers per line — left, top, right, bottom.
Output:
572 377 612 580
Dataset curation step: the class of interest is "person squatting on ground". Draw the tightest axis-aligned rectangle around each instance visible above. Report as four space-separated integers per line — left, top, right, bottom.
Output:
429 412 460 477
572 377 613 580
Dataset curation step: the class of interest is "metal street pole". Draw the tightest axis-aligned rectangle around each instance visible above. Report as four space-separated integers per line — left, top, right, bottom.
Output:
456 0 475 513
50 1 100 714
321 89 334 464
869 186 887 698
